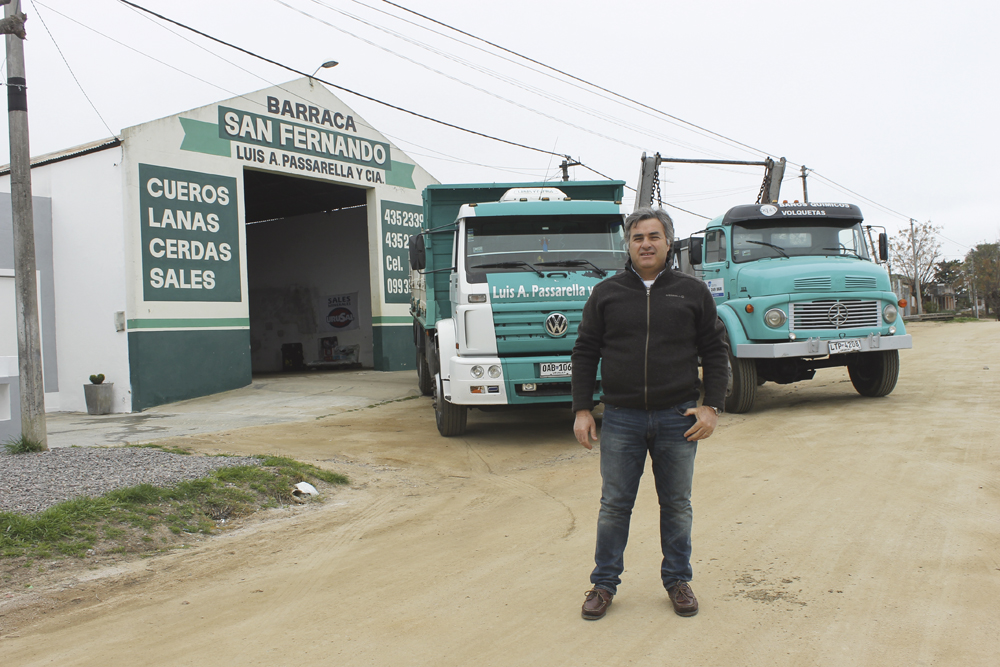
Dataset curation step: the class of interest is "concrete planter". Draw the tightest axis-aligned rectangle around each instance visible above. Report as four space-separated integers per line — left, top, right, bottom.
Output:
84 382 114 415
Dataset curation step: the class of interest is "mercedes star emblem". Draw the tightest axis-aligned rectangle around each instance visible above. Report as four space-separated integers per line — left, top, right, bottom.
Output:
827 302 850 327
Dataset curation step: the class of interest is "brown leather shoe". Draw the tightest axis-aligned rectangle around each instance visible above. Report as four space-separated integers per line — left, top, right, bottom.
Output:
581 587 613 620
667 581 699 617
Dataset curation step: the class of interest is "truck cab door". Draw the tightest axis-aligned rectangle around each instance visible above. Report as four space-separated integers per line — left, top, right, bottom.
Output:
701 228 729 303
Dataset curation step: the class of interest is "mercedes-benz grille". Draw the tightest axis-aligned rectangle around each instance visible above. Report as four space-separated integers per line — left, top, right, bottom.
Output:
789 299 880 330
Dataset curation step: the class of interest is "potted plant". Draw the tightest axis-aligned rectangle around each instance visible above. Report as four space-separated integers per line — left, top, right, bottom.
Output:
84 374 114 415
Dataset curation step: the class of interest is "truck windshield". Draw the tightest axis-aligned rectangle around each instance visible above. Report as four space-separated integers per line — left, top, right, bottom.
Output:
731 221 871 264
465 214 627 277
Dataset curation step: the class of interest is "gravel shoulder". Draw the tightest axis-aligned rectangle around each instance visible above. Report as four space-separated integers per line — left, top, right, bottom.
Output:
1 321 998 667
0 448 261 515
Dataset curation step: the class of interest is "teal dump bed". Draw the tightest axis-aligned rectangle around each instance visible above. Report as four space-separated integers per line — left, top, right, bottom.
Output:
418 181 624 327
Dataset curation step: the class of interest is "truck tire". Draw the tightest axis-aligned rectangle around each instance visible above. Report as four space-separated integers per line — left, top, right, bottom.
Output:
434 373 467 437
725 354 758 414
416 351 433 396
848 350 899 397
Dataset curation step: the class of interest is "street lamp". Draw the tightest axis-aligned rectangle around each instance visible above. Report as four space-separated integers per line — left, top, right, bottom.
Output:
310 61 339 78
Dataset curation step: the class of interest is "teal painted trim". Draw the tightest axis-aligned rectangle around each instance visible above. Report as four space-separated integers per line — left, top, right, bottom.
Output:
385 161 415 189
473 199 622 217
717 304 749 349
127 318 250 330
179 118 231 157
498 355 599 406
373 324 415 372
128 329 251 410
372 315 412 325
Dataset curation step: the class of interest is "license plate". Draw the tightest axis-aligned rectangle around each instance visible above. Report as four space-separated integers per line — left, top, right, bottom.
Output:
540 362 572 377
828 338 862 355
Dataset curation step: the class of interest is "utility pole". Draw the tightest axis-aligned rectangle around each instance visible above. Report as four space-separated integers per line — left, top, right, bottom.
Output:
969 263 979 318
3 3 47 448
800 165 809 203
910 218 923 316
559 157 580 182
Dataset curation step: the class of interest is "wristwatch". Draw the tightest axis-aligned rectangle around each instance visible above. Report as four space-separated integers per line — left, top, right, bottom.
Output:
708 406 722 416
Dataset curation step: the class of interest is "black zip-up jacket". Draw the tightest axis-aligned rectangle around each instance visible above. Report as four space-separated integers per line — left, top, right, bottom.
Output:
571 262 729 412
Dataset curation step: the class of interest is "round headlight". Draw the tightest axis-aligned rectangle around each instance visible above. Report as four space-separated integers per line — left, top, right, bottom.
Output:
470 365 484 379
763 308 787 328
883 304 898 323
488 365 502 379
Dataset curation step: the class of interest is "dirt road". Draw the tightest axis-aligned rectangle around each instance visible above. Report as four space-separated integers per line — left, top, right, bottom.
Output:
2 321 998 666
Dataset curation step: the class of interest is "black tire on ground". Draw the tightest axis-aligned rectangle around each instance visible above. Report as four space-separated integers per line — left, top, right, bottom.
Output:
725 355 758 414
416 350 433 396
434 373 468 437
847 350 900 397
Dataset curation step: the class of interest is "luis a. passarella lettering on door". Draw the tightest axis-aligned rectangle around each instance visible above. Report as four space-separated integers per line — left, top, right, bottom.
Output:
139 164 241 303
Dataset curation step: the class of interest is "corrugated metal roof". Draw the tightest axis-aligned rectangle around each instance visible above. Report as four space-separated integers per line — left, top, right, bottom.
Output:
0 136 122 176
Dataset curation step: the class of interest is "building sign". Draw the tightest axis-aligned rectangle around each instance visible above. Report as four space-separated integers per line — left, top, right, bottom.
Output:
139 164 241 302
319 292 359 331
380 200 422 304
219 105 392 175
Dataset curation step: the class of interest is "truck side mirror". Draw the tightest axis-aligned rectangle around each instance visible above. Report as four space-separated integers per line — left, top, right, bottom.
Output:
689 237 703 266
878 233 888 262
408 234 426 271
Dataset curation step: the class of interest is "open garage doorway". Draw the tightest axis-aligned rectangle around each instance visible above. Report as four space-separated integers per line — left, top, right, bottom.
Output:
243 168 372 374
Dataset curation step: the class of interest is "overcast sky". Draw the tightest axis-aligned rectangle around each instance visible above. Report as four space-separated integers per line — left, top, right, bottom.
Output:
3 0 997 261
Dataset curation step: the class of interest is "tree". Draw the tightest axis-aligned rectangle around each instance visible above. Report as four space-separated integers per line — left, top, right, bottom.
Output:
890 220 942 314
965 243 1000 318
934 259 963 286
934 259 966 306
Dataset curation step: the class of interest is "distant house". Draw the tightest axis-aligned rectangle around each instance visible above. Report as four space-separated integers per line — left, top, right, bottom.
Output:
927 283 956 311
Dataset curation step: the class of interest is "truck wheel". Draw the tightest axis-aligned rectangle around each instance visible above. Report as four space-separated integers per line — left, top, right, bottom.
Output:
416 351 433 396
848 350 899 397
725 355 758 414
434 373 467 437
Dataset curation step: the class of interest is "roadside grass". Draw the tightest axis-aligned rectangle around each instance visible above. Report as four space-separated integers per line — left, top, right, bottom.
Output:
124 442 193 456
3 435 47 454
0 456 348 563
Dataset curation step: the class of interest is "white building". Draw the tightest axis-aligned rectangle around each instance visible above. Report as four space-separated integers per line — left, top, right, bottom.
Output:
0 78 436 430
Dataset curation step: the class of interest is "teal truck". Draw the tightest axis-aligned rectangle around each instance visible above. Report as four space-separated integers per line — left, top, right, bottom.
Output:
680 201 912 412
408 181 628 436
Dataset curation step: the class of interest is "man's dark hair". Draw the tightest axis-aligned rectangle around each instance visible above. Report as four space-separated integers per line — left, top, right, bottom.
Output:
625 207 674 245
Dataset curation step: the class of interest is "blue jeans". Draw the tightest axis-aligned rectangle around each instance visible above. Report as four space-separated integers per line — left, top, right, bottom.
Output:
591 401 698 595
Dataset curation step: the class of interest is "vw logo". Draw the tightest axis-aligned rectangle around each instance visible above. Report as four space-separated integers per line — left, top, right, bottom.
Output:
545 312 569 337
827 302 849 327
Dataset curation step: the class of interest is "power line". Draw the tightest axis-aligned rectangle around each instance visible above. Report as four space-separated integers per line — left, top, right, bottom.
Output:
271 0 655 153
379 0 775 161
30 0 116 137
808 170 916 220
293 0 734 160
116 0 570 162
37 1 242 98
115 0 715 219
84 2 919 228
376 1 935 233
34 1 575 184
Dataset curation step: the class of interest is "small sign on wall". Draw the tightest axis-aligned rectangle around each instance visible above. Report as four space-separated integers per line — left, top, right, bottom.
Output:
319 292 359 331
139 163 241 302
380 200 422 304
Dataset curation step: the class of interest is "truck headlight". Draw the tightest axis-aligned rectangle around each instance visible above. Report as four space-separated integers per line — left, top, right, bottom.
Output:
488 365 502 378
471 365 484 379
883 304 898 323
763 308 787 328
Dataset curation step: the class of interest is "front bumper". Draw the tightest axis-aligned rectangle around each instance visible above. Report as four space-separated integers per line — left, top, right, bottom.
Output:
736 333 912 359
445 356 509 405
445 354 599 406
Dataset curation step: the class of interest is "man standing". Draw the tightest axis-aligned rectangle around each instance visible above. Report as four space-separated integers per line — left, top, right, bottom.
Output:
571 207 728 620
